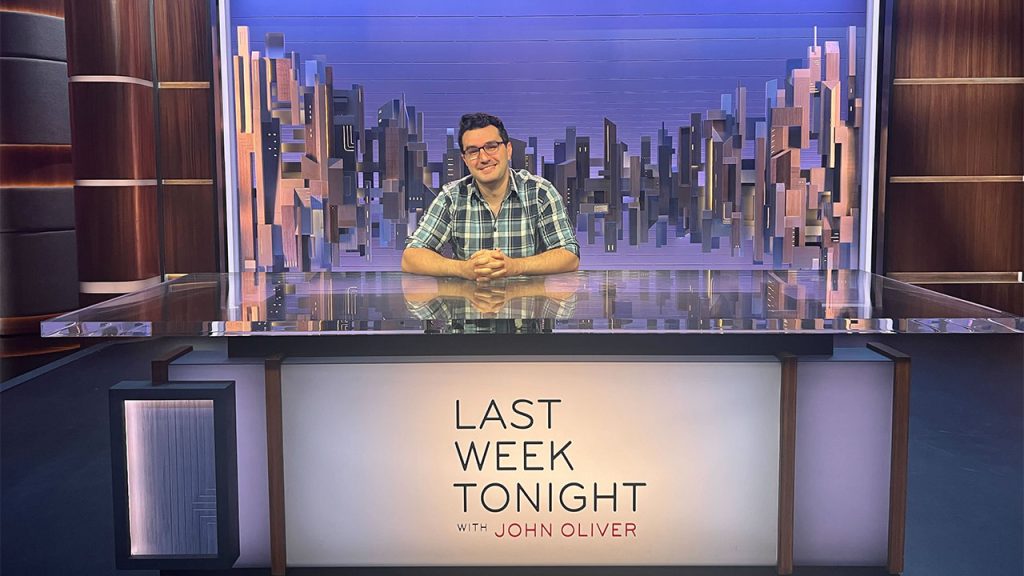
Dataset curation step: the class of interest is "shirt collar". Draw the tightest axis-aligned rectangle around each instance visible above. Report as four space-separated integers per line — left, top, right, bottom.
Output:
466 169 521 203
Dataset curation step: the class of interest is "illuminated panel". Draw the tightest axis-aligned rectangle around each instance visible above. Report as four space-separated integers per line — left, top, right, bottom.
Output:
282 359 782 566
124 399 218 556
109 380 238 570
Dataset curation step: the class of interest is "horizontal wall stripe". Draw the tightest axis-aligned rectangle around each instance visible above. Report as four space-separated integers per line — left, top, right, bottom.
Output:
159 81 210 89
894 77 1024 85
0 144 72 187
890 272 1023 284
75 179 157 187
889 176 1024 184
80 276 162 294
69 75 153 88
0 311 65 336
162 179 213 185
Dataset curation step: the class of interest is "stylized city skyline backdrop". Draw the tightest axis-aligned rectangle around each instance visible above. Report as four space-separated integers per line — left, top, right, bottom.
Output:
228 1 869 271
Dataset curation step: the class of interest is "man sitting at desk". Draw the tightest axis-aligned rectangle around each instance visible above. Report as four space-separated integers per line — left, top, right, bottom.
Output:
402 112 580 282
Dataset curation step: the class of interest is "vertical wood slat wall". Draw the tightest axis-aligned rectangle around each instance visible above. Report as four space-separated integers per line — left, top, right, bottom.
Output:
881 0 1024 315
154 0 223 275
64 0 223 302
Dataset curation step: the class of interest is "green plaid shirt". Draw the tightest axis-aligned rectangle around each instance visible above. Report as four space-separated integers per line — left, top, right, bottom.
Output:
406 169 580 260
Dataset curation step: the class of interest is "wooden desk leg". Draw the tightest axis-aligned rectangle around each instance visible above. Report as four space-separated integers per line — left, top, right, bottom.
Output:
265 355 287 576
868 342 911 575
776 353 798 575
151 345 193 384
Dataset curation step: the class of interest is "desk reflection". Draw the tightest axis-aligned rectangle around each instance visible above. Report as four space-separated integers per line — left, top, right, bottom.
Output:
401 274 579 326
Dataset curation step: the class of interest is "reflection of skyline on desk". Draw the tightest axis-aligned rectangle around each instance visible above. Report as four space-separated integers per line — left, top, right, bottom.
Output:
229 1 867 272
40 271 1023 338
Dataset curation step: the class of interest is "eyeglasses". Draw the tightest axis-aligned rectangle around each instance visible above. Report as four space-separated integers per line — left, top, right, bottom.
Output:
462 140 507 161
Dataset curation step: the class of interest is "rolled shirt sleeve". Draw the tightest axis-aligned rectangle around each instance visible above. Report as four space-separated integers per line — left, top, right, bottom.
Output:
405 189 452 252
535 180 580 257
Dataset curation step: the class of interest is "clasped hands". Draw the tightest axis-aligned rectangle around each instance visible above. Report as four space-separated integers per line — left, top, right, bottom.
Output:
461 249 522 282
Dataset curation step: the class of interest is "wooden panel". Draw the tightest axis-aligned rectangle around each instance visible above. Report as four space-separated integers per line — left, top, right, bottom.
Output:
162 185 218 273
158 89 212 179
0 312 63 336
865 343 910 575
264 356 287 576
151 345 193 383
0 144 72 187
74 185 160 281
885 182 1023 273
776 354 797 576
888 84 1024 177
920 283 1024 316
65 0 152 79
69 82 155 180
154 0 212 82
0 0 64 17
896 0 1024 78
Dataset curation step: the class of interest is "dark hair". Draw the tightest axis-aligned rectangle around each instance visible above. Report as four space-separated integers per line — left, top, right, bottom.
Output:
458 112 509 151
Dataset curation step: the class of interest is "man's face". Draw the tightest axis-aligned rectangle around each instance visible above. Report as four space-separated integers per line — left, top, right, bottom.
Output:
461 125 511 188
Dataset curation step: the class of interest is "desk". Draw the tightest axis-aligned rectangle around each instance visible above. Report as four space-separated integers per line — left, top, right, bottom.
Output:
42 271 1021 574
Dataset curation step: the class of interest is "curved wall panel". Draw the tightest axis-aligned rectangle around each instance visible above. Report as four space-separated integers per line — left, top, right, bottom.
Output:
0 57 70 144
69 82 156 180
0 230 78 317
65 0 152 79
0 186 75 232
0 7 77 366
74 185 160 283
0 10 66 61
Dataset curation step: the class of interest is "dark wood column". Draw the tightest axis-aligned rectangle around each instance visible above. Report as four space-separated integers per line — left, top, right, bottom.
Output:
154 0 224 274
63 0 225 302
65 0 160 299
878 0 1024 315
